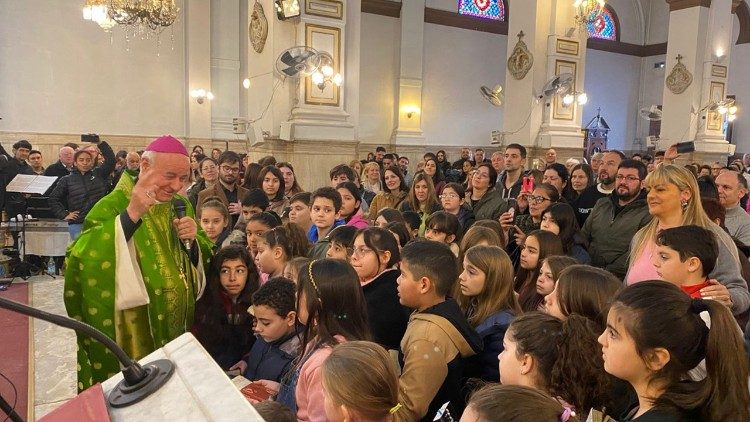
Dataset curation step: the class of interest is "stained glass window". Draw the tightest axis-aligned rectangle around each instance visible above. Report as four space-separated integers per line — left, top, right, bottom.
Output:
587 6 617 41
458 0 505 21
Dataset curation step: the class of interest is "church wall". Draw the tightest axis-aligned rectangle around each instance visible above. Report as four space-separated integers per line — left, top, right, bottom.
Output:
359 13 508 148
582 49 642 152
646 0 671 44
421 23 508 146
0 0 190 140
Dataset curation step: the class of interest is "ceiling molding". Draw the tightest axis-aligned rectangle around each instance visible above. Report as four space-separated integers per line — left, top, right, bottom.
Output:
361 0 401 18
665 0 712 12
424 7 508 35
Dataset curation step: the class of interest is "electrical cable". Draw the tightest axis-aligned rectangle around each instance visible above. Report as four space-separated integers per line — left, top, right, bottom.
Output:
0 369 20 422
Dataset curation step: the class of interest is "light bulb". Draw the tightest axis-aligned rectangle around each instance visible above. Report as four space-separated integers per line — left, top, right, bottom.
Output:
242 78 251 89
728 114 737 122
321 65 334 77
206 92 214 100
718 105 728 115
563 94 574 105
83 6 93 20
311 72 325 85
332 74 343 86
729 105 738 115
577 93 588 105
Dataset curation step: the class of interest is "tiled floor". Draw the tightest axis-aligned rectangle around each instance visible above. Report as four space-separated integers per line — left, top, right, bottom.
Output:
29 275 77 420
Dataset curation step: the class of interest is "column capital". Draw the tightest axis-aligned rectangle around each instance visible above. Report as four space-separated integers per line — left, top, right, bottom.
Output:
666 0 712 12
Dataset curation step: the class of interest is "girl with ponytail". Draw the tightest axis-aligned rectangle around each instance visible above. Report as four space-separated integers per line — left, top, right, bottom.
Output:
599 281 750 421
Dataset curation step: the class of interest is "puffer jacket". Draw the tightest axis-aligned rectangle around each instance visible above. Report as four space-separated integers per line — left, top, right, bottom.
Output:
580 190 651 279
48 142 115 224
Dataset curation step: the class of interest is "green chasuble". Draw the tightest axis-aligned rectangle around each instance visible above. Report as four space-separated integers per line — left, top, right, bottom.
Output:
64 170 213 390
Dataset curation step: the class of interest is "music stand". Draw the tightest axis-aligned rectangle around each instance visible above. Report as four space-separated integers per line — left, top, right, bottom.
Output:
4 174 58 281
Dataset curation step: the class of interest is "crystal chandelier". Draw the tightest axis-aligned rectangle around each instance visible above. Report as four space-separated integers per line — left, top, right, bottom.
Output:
107 0 179 34
573 0 605 28
82 0 116 32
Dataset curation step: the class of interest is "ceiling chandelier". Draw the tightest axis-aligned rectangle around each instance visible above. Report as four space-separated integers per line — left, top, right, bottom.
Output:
573 0 606 28
82 0 116 31
82 0 179 38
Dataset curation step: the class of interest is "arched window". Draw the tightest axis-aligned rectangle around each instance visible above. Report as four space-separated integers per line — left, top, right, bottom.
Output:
458 0 505 21
586 5 618 41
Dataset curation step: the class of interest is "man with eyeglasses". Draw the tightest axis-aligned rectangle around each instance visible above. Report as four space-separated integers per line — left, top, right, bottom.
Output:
571 150 626 226
581 159 651 279
197 151 249 227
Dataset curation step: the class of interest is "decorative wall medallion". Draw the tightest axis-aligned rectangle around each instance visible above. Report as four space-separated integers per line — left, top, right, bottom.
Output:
507 31 533 80
250 1 268 54
665 54 693 95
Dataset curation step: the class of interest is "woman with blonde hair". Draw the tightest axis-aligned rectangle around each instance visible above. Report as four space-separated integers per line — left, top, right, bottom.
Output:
456 245 521 382
321 341 402 422
625 164 749 315
361 162 383 194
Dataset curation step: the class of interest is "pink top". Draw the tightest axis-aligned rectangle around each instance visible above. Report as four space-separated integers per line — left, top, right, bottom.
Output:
295 335 346 421
625 241 661 285
347 212 370 229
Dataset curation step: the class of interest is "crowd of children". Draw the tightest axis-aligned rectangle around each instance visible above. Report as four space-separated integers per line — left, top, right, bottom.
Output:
183 147 750 421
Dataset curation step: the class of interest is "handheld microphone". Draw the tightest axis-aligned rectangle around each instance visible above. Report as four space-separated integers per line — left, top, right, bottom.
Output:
172 198 192 250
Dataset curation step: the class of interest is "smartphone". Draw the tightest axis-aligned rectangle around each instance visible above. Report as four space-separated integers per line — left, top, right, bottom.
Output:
522 176 534 193
675 141 695 154
81 133 100 143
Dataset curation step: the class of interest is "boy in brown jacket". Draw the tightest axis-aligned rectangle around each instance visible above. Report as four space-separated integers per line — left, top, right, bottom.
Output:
395 240 482 421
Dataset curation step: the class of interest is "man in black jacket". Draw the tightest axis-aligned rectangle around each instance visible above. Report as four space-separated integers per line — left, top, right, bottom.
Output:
43 146 75 186
48 140 116 240
0 140 35 220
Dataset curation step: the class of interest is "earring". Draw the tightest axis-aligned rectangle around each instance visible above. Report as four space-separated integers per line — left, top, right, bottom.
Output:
681 199 688 211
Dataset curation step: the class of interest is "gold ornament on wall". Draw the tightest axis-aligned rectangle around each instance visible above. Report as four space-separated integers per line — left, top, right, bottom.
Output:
507 31 534 80
665 54 693 95
250 1 268 54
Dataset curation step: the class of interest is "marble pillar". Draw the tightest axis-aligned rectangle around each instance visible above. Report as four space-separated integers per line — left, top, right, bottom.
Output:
660 0 736 158
502 0 587 159
393 0 426 145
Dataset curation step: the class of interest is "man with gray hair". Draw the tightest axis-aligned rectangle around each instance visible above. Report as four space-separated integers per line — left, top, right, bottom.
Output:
44 146 76 178
715 169 750 246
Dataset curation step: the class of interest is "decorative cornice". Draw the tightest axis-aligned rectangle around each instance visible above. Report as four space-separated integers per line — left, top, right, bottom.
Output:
361 0 400 18
424 7 508 35
666 0 712 12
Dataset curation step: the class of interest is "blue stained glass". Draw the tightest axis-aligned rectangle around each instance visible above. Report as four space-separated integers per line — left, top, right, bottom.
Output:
587 7 617 40
458 0 505 21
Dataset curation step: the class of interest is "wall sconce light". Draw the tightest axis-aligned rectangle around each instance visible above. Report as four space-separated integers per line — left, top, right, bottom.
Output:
190 89 214 104
310 52 343 91
402 105 421 118
715 48 725 62
275 0 300 20
242 78 251 89
562 91 588 106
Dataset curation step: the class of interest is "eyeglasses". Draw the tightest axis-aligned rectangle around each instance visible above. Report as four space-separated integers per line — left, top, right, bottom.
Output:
439 193 459 199
529 195 550 204
220 165 240 173
352 246 374 257
615 175 641 182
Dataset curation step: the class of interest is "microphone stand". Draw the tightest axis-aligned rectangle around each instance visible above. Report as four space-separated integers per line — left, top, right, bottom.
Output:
0 297 175 409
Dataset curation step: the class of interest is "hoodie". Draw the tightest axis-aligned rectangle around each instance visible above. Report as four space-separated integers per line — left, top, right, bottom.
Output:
396 298 482 422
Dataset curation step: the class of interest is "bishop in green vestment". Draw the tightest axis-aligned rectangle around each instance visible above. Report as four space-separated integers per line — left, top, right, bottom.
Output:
64 136 213 390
